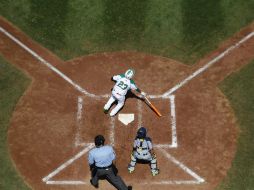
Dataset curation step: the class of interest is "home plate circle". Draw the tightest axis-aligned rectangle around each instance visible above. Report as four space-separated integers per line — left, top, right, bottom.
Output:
118 114 135 126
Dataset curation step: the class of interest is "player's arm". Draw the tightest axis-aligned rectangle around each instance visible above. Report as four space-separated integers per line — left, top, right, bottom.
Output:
130 80 146 97
147 138 155 155
132 139 138 152
111 76 116 82
88 152 95 171
111 146 116 161
111 74 124 82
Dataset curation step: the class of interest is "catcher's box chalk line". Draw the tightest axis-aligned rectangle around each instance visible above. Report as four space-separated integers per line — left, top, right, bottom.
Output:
46 181 87 185
141 148 205 185
42 144 93 184
153 95 177 149
159 149 205 184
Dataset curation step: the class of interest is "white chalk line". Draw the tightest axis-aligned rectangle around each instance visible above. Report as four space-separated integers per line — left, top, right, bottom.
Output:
162 31 254 97
77 97 83 124
160 149 205 184
110 117 116 146
140 149 205 185
75 142 94 147
170 95 177 147
137 99 143 128
46 181 87 185
42 144 94 183
0 26 107 98
154 95 177 148
74 97 115 147
142 180 204 185
0 26 161 99
75 96 83 146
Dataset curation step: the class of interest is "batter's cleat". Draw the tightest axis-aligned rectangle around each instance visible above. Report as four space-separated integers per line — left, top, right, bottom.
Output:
128 165 135 173
103 109 109 114
151 169 160 176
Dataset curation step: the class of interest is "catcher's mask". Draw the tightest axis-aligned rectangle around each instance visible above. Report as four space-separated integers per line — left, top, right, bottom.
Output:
137 127 147 139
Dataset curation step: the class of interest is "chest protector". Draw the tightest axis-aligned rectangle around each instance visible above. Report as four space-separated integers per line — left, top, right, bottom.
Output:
135 137 151 154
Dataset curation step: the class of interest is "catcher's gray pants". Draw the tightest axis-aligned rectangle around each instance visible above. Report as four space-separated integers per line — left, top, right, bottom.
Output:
91 167 128 190
129 152 158 170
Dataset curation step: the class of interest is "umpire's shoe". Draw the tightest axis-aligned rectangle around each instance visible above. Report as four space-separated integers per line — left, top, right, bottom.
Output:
90 179 98 188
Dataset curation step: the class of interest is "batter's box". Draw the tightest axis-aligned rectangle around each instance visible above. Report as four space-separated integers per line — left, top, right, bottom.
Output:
75 94 177 149
141 95 177 147
75 96 114 146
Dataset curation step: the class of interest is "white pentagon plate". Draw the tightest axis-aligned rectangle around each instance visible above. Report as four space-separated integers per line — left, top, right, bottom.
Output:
118 113 135 126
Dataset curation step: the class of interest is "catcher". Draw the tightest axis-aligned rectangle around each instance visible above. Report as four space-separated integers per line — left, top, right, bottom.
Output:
104 69 146 117
128 127 159 176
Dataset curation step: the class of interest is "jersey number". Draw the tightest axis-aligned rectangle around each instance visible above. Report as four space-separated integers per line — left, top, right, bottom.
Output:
117 81 128 90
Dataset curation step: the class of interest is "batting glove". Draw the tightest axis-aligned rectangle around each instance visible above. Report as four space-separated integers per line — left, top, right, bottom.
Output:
141 91 146 97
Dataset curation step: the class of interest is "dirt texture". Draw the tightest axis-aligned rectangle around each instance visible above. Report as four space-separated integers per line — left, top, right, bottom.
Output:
1 16 254 190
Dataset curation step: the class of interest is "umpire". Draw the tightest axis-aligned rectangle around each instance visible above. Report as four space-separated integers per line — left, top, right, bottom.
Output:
88 135 132 190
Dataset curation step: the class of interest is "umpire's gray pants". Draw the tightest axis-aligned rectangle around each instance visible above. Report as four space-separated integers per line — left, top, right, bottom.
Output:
91 167 128 190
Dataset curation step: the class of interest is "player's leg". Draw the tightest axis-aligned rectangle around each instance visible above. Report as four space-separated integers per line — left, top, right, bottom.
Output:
109 96 125 116
105 168 129 190
150 153 159 176
90 169 100 188
104 95 116 113
128 152 137 173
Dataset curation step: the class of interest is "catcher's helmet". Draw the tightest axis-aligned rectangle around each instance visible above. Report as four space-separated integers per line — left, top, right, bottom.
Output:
137 127 147 139
125 69 135 79
94 135 105 147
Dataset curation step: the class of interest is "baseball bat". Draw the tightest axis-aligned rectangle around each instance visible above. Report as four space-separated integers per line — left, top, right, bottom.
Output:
144 96 162 117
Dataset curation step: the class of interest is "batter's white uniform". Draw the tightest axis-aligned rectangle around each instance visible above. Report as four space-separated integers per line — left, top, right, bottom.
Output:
104 74 139 117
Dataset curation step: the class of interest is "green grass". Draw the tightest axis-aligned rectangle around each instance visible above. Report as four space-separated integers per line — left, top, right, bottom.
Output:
0 56 30 190
0 0 253 63
217 60 254 190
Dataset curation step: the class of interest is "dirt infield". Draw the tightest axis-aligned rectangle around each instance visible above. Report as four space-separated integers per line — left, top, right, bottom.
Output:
1 17 254 190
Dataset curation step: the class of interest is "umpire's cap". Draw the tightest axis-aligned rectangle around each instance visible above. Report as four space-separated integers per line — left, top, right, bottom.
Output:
94 135 105 146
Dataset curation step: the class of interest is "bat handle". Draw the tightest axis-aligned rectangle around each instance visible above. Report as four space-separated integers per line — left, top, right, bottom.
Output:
144 96 151 104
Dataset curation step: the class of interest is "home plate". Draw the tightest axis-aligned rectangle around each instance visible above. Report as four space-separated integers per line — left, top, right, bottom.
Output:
118 114 135 126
